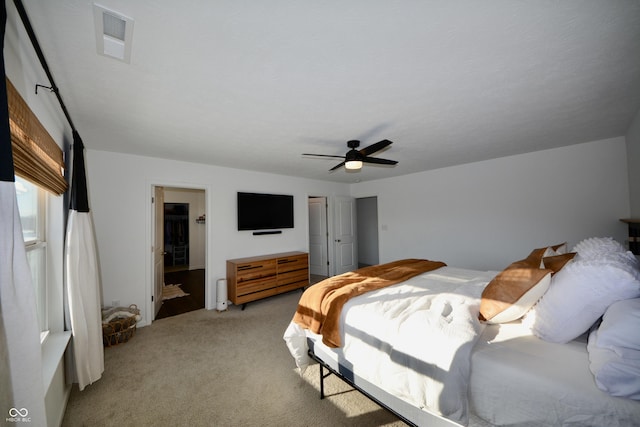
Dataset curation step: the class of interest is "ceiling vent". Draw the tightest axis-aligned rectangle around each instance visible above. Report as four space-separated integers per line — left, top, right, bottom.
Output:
93 4 134 63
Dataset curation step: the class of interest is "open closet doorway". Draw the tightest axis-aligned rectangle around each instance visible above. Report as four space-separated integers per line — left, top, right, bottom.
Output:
164 202 189 271
153 186 207 320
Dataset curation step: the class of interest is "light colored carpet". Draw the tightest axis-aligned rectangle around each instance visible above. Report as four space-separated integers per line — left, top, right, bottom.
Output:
61 290 405 427
161 284 189 300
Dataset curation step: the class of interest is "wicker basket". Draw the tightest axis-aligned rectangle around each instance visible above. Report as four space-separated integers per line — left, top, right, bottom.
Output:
102 304 140 347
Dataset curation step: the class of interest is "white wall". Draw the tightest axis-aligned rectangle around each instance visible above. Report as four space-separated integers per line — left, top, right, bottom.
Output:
626 109 640 217
351 137 631 271
85 150 348 325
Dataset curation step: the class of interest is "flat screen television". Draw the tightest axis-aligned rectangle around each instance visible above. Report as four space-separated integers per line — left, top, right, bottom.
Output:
237 192 294 231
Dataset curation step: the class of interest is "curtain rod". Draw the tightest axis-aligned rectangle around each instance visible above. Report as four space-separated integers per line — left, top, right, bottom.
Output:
13 0 77 133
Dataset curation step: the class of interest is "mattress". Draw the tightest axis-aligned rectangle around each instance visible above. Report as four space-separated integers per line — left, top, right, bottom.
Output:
469 321 640 426
307 333 462 427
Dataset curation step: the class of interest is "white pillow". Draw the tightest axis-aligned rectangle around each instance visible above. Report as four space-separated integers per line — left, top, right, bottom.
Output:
524 254 640 343
573 237 628 260
588 298 640 400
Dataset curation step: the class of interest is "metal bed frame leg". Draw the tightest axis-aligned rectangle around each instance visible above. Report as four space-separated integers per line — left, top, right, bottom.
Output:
319 363 331 399
320 363 324 399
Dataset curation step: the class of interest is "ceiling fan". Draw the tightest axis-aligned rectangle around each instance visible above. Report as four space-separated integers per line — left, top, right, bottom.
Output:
303 139 398 171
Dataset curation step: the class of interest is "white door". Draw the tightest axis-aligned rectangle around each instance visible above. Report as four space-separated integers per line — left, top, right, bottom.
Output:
333 196 357 275
308 197 329 276
153 186 164 318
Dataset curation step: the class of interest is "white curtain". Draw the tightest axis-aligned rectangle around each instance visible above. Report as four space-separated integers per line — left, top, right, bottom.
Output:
1 2 46 423
65 133 103 390
0 181 47 424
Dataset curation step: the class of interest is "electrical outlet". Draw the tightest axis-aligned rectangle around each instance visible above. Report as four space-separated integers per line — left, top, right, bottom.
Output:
112 300 120 307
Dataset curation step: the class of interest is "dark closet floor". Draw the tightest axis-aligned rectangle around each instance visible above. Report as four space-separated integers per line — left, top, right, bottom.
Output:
156 268 205 320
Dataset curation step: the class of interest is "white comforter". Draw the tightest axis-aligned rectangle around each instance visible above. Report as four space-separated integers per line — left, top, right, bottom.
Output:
284 267 496 425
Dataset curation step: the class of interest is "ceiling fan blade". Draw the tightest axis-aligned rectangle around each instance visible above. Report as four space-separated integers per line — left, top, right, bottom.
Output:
359 139 392 156
361 157 398 165
329 161 345 171
302 153 346 159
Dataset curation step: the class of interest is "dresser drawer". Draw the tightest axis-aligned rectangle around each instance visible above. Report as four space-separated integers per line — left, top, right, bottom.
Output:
277 255 308 273
236 260 277 282
277 269 308 287
237 277 277 296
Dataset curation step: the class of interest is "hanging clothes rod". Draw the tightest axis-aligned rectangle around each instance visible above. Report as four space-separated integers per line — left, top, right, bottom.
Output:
13 0 77 133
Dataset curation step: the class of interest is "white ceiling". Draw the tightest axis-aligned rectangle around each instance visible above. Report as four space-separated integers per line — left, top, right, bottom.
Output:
19 1 640 183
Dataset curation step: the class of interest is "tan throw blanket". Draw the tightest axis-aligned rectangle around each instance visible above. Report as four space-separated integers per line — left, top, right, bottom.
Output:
292 258 446 347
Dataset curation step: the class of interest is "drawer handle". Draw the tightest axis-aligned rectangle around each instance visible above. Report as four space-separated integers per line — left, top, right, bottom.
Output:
238 265 263 271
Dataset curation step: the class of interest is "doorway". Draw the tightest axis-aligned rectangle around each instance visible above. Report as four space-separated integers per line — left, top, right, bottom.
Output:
153 187 207 320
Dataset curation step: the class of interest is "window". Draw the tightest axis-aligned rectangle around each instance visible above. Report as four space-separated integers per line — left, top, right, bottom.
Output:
15 176 48 340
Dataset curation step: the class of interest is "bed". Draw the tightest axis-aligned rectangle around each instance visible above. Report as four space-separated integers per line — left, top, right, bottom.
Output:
283 238 640 426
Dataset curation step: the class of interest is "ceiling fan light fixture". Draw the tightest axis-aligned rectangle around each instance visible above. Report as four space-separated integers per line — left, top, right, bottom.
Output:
345 149 363 170
345 160 363 170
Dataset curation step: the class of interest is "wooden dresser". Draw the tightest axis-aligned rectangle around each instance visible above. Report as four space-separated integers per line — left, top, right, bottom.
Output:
226 251 309 307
